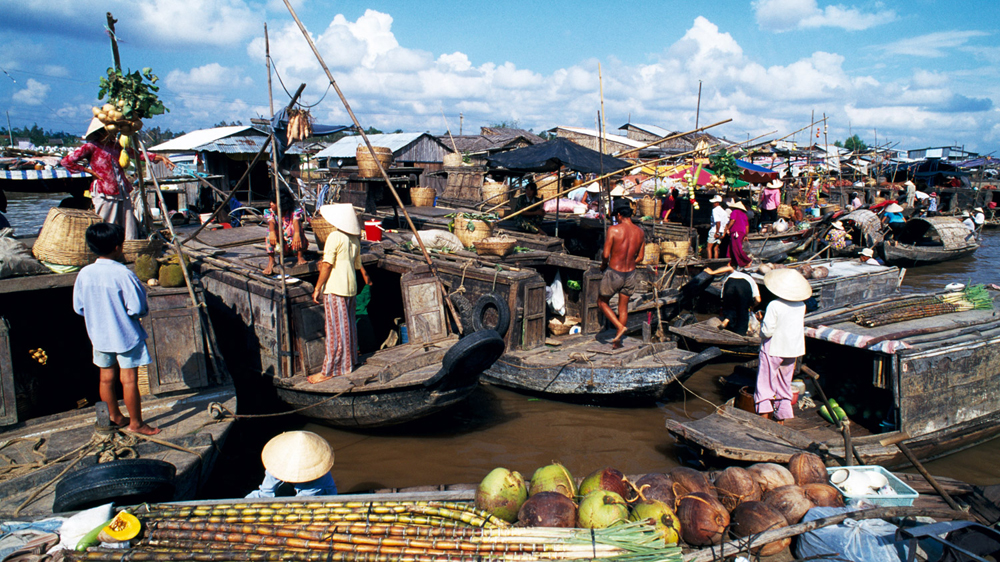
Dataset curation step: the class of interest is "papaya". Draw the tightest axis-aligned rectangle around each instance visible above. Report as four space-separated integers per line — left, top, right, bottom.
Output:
833 407 848 421
818 406 835 424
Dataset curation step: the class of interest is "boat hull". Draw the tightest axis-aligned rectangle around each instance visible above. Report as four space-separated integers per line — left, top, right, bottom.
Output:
882 241 978 266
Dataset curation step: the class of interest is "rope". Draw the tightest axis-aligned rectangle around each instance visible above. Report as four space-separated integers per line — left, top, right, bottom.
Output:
208 386 353 420
447 260 474 297
270 58 332 109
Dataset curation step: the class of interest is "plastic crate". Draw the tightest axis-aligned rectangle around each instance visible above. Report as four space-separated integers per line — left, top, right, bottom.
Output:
826 466 918 507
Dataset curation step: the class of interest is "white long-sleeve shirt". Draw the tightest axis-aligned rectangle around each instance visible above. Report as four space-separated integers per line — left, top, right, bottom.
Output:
760 298 805 358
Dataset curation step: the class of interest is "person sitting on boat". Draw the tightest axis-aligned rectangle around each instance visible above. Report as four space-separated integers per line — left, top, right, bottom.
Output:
759 180 782 225
703 265 760 336
263 187 308 276
881 203 906 237
755 269 810 424
962 211 976 232
723 200 752 268
823 221 853 252
973 207 986 226
927 192 938 215
859 247 884 266
849 192 863 210
246 431 337 498
707 195 727 259
308 204 372 384
512 182 545 234
599 200 645 349
660 188 678 223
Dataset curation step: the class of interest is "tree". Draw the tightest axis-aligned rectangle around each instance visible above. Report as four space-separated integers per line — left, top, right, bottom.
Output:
488 120 521 130
213 120 243 127
364 126 383 135
839 134 868 152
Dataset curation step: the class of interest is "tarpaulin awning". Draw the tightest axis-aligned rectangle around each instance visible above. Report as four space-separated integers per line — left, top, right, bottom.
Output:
668 165 714 186
736 159 778 183
487 137 631 175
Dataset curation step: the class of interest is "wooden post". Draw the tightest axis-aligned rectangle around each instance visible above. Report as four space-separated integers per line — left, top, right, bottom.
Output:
106 13 122 71
801 365 861 466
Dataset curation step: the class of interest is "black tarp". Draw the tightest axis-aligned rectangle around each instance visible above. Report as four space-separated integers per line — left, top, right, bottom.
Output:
486 137 631 175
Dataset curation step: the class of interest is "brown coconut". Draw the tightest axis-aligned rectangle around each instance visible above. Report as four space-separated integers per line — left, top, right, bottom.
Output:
676 492 730 546
515 491 576 528
730 501 791 556
802 483 845 508
748 463 795 495
811 266 829 279
788 452 829 485
669 467 716 500
797 264 814 279
763 485 814 524
632 473 676 507
713 466 761 512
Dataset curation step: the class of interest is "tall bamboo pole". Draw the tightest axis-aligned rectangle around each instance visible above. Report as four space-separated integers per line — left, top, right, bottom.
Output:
615 118 732 157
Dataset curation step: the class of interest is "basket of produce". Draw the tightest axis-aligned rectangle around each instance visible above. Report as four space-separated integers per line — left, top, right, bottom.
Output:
356 145 393 178
482 182 508 206
443 152 464 167
637 197 659 219
123 238 164 263
548 316 580 336
311 215 336 247
659 240 691 262
777 204 794 220
452 213 496 247
640 242 660 265
410 187 436 207
474 234 517 257
32 208 103 266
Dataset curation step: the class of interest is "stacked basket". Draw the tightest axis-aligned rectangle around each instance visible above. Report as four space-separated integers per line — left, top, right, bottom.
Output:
474 234 517 257
453 216 494 248
31 208 103 266
123 238 164 264
356 146 393 178
534 174 559 201
777 204 794 220
659 240 691 263
481 182 508 207
638 197 660 219
410 187 436 207
641 242 661 265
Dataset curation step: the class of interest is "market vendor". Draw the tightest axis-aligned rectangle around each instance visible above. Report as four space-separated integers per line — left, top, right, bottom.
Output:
849 192 863 210
61 117 175 240
246 431 337 498
881 203 906 237
823 221 853 252
859 247 884 266
703 265 760 336
512 181 545 233
759 180 782 224
660 188 678 223
724 200 752 268
755 269 809 424
707 195 727 259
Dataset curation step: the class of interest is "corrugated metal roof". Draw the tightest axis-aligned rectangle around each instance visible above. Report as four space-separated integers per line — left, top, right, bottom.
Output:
623 123 673 138
315 132 426 159
551 126 646 149
150 126 252 152
149 125 306 155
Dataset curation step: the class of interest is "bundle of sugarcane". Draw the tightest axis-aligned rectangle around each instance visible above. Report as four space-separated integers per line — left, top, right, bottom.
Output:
850 295 940 324
940 285 995 312
286 109 312 144
854 300 958 327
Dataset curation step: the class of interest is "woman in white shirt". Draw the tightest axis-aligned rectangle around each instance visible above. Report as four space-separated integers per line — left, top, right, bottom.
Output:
755 269 811 424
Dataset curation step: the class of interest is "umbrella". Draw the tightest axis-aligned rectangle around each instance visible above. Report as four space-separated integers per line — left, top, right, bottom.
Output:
487 137 631 175
668 165 714 186
736 159 779 183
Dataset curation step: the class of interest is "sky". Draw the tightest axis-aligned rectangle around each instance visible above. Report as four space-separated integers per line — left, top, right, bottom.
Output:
1 0 998 154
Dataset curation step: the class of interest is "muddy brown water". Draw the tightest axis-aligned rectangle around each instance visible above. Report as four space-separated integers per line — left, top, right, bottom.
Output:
5 193 999 496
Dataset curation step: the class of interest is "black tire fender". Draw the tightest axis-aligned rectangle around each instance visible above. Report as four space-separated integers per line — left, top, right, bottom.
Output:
53 459 176 513
471 292 511 338
425 329 506 390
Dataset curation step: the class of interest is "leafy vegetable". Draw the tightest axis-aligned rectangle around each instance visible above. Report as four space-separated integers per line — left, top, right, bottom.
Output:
98 67 169 120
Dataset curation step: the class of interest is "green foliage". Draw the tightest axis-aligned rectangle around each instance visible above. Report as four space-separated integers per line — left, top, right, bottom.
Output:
833 140 844 148
364 126 383 135
708 148 741 186
488 120 521 129
98 67 168 120
139 126 183 146
840 134 868 152
213 120 243 127
1 124 77 146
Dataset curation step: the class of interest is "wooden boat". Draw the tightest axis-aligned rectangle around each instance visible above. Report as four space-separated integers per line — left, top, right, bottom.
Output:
745 226 814 260
667 290 1000 468
881 216 978 266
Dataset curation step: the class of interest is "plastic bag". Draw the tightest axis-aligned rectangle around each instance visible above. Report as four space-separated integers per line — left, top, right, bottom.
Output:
546 271 566 316
0 236 50 279
56 503 114 551
796 507 908 562
773 218 789 233
412 230 464 252
542 198 586 214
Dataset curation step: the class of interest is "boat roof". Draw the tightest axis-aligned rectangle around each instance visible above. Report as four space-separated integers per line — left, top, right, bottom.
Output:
899 216 976 249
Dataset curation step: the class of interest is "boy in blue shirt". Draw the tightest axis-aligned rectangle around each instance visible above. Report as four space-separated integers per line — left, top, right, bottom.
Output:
73 223 160 435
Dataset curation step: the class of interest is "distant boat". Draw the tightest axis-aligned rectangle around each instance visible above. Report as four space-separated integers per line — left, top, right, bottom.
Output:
881 216 978 266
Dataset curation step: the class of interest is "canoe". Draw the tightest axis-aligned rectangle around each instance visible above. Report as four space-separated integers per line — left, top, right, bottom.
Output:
744 227 814 260
667 290 1000 468
881 216 978 266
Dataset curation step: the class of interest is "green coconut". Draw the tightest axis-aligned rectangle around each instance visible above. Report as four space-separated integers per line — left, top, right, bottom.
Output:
135 254 159 282
528 463 575 499
629 499 682 546
578 467 629 499
577 490 629 529
158 264 186 288
475 467 527 523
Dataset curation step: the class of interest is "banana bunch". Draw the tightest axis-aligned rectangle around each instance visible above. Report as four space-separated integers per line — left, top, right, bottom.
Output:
286 109 312 144
29 348 48 365
91 99 144 136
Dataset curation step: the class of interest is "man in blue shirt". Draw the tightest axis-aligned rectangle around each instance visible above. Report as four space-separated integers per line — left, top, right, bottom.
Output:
73 223 159 435
247 431 338 498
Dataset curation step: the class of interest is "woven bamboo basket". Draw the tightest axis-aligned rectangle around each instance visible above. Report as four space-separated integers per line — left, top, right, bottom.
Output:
123 238 164 263
638 197 658 219
482 182 508 206
311 215 336 247
410 187 436 207
443 152 463 167
777 204 794 220
872 197 886 206
356 146 393 178
32 207 102 266
453 216 494 247
659 240 691 262
535 175 559 200
548 316 581 336
641 242 661 265
474 235 517 257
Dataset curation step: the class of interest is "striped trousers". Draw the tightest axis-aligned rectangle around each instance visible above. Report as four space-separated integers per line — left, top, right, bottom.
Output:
321 293 358 378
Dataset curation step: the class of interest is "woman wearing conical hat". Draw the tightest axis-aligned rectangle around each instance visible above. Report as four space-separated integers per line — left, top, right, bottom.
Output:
246 431 337 497
755 269 810 424
308 204 371 384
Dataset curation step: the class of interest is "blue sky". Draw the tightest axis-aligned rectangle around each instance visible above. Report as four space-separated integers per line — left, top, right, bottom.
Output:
1 0 998 153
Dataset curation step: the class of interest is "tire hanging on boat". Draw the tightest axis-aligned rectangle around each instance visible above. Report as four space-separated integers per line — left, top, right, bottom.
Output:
471 292 511 337
53 459 176 513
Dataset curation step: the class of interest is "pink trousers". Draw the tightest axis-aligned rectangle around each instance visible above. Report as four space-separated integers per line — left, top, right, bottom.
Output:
755 339 796 420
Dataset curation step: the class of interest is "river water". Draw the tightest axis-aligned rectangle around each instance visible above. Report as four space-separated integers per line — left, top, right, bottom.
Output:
6 192 999 496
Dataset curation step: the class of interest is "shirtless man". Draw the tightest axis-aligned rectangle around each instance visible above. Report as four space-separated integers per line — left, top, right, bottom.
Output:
599 201 645 348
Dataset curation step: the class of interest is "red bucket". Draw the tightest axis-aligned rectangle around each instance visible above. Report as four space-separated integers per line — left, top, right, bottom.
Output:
364 219 383 242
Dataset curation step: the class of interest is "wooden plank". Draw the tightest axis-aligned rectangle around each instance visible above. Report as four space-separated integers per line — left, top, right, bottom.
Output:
0 319 16 426
143 289 208 394
522 281 547 350
0 272 77 294
401 269 449 344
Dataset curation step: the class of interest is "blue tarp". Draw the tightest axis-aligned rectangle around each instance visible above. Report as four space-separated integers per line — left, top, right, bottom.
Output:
736 158 778 183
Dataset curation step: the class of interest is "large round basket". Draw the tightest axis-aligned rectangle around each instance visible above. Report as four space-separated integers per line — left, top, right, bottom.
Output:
123 238 164 264
534 174 559 201
311 215 336 247
32 208 103 266
410 187 436 207
356 146 393 178
443 153 463 167
640 242 661 265
659 240 691 262
453 216 493 247
482 182 508 206
474 235 517 257
638 197 658 219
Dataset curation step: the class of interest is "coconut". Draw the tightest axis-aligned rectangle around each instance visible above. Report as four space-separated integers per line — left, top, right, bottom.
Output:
632 473 676 506
730 501 790 556
802 483 845 508
748 463 795 495
811 266 829 279
629 499 682 546
788 452 828 485
669 467 715 500
676 492 730 546
579 467 629 499
797 264 814 279
516 492 576 528
763 485 814 524
475 467 527 523
528 463 575 499
713 466 761 512
577 490 629 529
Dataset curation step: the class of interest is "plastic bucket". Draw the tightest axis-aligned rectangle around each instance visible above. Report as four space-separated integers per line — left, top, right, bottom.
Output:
364 219 383 241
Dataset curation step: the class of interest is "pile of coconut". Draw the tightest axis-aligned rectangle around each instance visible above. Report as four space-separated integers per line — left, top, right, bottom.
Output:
475 452 840 556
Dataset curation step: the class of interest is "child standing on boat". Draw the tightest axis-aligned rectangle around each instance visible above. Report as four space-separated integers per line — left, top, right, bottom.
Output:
263 187 308 275
754 269 810 424
73 222 159 435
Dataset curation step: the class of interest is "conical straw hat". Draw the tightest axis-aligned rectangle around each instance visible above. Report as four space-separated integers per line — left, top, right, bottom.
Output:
319 203 361 236
763 269 812 302
85 117 107 141
261 431 335 483
884 203 904 213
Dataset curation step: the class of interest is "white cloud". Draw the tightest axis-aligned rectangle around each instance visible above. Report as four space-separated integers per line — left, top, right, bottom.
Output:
753 0 896 32
12 79 50 105
165 63 254 93
880 30 990 58
135 0 260 47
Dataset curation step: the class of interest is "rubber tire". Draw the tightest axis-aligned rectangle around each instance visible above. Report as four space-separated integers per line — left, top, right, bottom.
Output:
671 312 696 328
448 294 476 336
470 292 511 338
425 329 506 390
53 459 176 513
